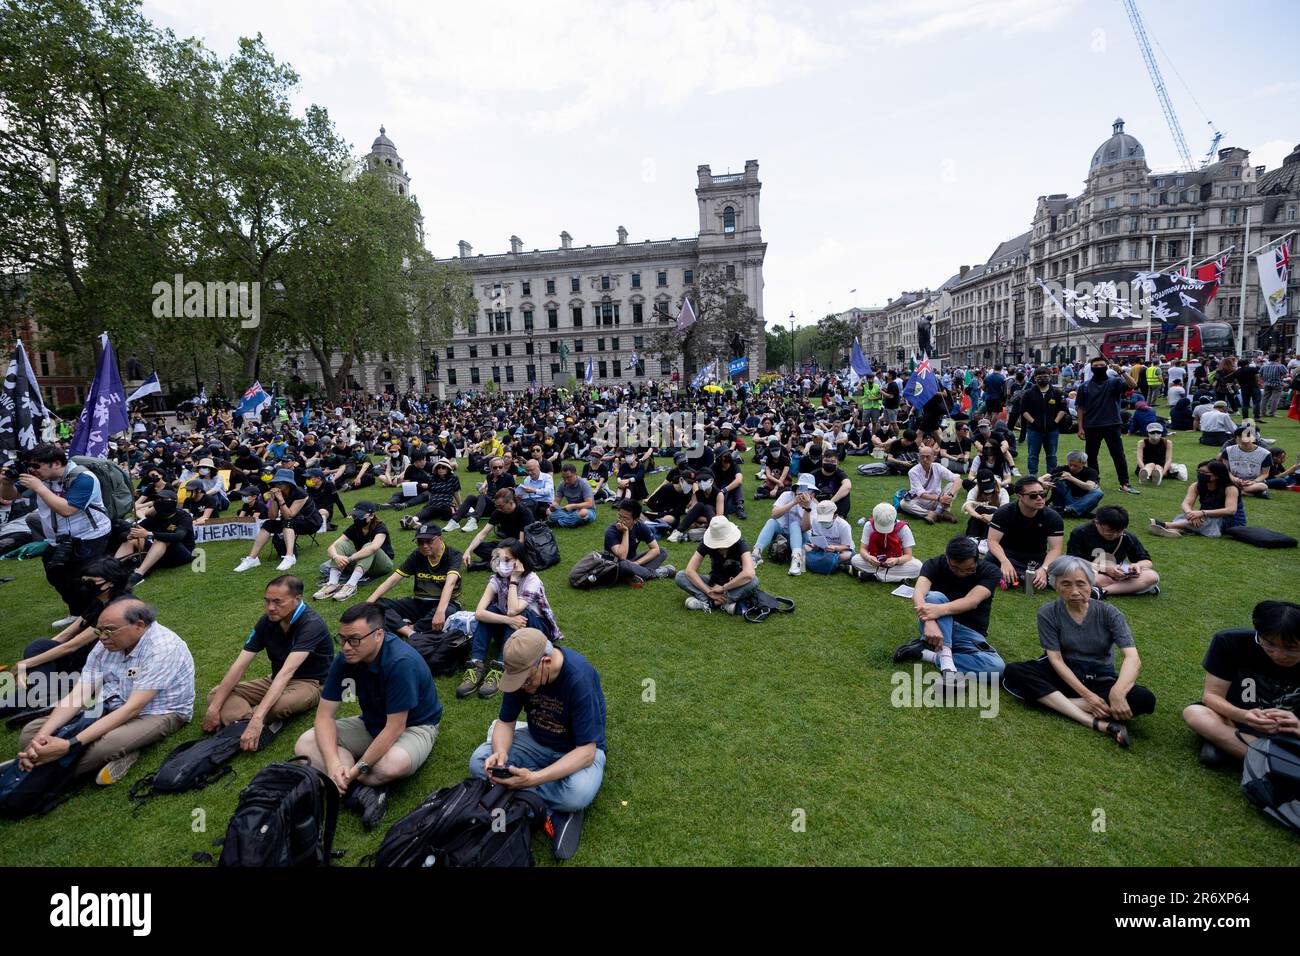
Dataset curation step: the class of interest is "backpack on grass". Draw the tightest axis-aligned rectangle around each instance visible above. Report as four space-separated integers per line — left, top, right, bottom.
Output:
857 462 888 477
1241 733 1300 832
767 532 791 565
129 719 275 807
568 550 621 589
408 629 471 677
0 713 97 818
217 757 339 867
523 520 560 571
369 775 547 868
739 590 796 624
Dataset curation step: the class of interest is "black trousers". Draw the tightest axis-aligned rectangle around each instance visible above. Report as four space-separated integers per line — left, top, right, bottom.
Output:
376 597 461 634
43 535 110 613
1083 424 1129 487
454 494 490 521
415 502 455 523
679 503 715 531
1002 655 1156 716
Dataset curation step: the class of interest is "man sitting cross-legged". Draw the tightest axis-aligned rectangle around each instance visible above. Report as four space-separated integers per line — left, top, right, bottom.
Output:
367 523 463 637
604 499 675 587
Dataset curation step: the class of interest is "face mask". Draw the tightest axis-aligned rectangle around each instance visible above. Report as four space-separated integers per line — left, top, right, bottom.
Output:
492 559 514 577
391 453 402 460
199 468 212 477
1092 366 1107 379
699 480 713 492
625 456 636 465
1197 474 1212 489
679 481 693 494
1036 378 1049 387
822 464 835 472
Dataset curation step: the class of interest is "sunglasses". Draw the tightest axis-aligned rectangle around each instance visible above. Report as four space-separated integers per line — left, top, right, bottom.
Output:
338 626 383 648
1021 491 1046 499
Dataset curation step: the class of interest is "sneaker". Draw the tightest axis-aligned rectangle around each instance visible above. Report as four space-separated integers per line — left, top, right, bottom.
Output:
456 660 486 699
126 571 146 590
654 564 677 579
852 567 873 583
478 665 503 699
750 549 763 568
1198 740 1232 768
1090 585 1106 601
788 549 804 576
893 637 927 663
276 554 297 572
723 602 738 615
443 519 461 532
736 507 749 520
461 517 478 533
350 783 390 831
50 614 78 629
95 750 141 786
233 556 261 573
400 515 419 530
627 577 645 589
1148 518 1178 538
313 582 341 600
1140 583 1161 596
549 808 585 861
1121 485 1140 495
667 530 684 543
332 583 358 601
684 597 713 612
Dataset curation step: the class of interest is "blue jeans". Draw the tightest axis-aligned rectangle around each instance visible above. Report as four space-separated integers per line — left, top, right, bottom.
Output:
1026 430 1058 475
470 606 550 665
469 721 606 813
1053 483 1104 516
754 517 802 553
550 506 594 527
919 591 1005 674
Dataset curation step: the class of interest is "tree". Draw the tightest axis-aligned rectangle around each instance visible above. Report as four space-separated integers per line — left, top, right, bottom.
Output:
813 312 857 370
764 329 789 372
646 264 758 375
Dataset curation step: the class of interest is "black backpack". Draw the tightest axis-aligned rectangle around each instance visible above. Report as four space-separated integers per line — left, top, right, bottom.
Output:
767 532 792 565
129 720 275 806
217 757 339 867
523 520 560 571
740 589 797 624
568 550 621 589
408 630 471 677
0 714 97 818
1241 733 1300 831
370 776 547 868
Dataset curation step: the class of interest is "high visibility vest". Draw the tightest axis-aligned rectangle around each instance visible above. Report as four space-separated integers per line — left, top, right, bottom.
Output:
1146 365 1162 386
862 383 883 409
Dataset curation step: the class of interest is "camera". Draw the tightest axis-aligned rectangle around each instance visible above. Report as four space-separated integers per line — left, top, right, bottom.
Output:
1 459 27 483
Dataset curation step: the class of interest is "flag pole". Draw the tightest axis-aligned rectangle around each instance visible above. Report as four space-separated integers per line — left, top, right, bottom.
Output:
1236 207 1251 356
1181 221 1194 361
1145 234 1156 362
1243 229 1297 259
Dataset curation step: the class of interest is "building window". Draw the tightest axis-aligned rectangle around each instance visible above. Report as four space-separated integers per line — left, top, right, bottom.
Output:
631 272 641 289
523 310 533 331
656 270 667 287
597 337 605 352
505 342 512 356
547 308 558 329
550 362 560 377
525 340 534 356
611 337 619 351
470 367 480 385
725 264 736 280
598 360 608 379
572 306 583 327
546 279 556 295
613 360 622 378
660 358 672 376
1103 196 1116 209
522 281 531 296
601 275 610 291
445 346 454 360
491 343 499 358
1168 240 1181 258
469 344 478 359
633 335 644 349
492 366 501 383
506 366 514 383
684 269 693 285
447 369 457 386
1129 193 1139 205
549 340 558 354
723 206 736 233
570 277 580 293
574 339 583 353
527 364 536 383
1188 215 1198 227
632 302 643 324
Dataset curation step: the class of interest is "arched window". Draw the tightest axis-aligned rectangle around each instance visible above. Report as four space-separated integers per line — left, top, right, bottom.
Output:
723 206 736 234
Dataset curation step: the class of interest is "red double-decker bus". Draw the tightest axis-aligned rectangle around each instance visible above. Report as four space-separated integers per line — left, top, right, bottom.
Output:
1101 322 1235 361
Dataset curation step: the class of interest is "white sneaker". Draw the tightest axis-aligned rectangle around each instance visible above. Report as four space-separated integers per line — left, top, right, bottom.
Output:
50 614 78 629
461 517 478 533
788 549 804 576
313 582 340 600
750 549 763 568
668 530 684 543
332 583 358 601
443 519 461 532
276 554 297 572
684 597 712 612
233 556 261 573
1153 470 1163 486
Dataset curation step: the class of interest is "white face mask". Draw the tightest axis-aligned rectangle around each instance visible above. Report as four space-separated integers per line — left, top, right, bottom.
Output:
492 559 515 577
699 480 713 492
678 480 693 494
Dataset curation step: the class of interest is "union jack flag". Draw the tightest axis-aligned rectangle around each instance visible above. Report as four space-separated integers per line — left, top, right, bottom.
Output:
1195 253 1230 304
1278 240 1291 284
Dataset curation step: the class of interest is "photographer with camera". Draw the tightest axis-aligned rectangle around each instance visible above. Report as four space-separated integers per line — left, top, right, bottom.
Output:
1 444 112 628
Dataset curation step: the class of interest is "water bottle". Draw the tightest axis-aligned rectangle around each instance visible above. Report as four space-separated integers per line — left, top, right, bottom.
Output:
1024 561 1038 596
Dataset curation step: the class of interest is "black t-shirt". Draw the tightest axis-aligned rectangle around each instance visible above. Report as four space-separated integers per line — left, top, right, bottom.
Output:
487 505 529 540
603 520 656 561
883 381 901 409
142 507 195 548
1078 373 1126 428
1050 465 1100 488
1066 523 1151 565
918 556 1002 635
989 502 1064 562
813 466 848 500
343 519 395 558
1203 628 1300 712
695 538 750 584
396 545 463 602
888 439 918 460
243 601 334 682
941 436 972 458
1235 366 1260 390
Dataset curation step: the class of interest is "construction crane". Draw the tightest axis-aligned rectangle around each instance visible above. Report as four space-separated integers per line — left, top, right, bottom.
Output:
1122 0 1194 170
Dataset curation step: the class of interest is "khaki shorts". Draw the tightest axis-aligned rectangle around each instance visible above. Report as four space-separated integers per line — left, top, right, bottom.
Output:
333 715 438 772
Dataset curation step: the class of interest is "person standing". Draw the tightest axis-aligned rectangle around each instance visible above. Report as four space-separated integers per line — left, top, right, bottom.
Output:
1075 357 1138 495
1020 367 1065 475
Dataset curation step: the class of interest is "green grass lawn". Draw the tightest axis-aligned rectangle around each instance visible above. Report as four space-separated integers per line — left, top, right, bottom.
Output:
2 411 1299 866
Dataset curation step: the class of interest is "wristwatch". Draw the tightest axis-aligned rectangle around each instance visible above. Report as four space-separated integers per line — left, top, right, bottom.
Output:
355 761 372 776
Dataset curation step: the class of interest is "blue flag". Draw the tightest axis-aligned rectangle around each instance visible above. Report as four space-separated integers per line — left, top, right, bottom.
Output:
584 358 594 385
850 338 871 377
68 333 129 458
235 380 271 418
126 372 161 404
302 400 311 429
903 356 938 410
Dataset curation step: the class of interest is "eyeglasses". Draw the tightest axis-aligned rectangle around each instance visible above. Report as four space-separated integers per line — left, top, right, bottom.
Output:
338 626 382 648
1021 491 1046 499
94 624 127 637
1255 633 1300 659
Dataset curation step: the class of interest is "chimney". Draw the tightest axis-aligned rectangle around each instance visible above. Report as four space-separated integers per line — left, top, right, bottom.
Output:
959 265 970 278
509 235 522 254
458 240 472 259
616 225 628 245
697 164 711 187
560 231 572 250
744 159 759 180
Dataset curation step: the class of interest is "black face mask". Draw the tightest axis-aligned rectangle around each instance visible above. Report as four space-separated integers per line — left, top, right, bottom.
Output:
1091 366 1108 379
822 464 835 473
1036 378 1050 387
1197 474 1213 490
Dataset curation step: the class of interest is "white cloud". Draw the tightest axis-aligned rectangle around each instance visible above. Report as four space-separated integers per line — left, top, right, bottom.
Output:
1249 139 1294 173
1248 81 1300 100
850 0 1081 46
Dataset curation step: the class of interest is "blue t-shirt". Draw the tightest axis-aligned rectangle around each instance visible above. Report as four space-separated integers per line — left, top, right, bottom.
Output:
983 372 1005 403
499 647 606 753
61 472 96 510
603 520 655 561
322 633 442 737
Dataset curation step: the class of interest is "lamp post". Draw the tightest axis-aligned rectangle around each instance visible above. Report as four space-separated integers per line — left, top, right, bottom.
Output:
788 311 796 376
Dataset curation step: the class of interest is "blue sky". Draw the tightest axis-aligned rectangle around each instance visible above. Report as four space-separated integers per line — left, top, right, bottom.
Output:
143 0 1299 329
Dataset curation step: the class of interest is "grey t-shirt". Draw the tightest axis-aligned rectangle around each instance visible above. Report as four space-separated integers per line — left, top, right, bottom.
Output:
1223 444 1271 481
556 475 594 505
1036 599 1134 672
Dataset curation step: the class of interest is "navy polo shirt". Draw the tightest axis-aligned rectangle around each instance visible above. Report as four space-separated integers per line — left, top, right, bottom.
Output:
322 633 442 737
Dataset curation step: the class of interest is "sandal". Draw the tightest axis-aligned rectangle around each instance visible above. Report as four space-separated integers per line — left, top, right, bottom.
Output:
1093 716 1130 748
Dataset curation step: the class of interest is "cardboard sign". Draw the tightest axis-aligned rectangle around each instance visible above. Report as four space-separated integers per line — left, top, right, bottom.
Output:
194 519 264 544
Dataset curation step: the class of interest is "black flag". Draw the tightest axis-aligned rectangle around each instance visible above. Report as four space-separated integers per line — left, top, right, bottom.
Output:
0 339 48 453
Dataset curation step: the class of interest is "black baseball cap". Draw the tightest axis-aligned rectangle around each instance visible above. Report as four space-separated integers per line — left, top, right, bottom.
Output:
350 500 379 520
415 523 442 540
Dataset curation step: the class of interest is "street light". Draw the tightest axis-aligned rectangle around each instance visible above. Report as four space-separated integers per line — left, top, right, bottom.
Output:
788 311 796 376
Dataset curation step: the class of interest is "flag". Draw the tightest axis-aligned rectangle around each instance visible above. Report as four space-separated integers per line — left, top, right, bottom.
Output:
850 338 871 377
676 297 697 334
584 358 594 385
68 333 129 459
302 400 311 429
629 349 640 373
903 356 938 410
126 372 162 404
0 339 48 452
1257 239 1290 325
235 380 271 418
1194 254 1229 304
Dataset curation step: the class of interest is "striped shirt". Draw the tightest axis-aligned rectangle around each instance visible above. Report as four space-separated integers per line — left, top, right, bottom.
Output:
1261 362 1287 388
81 621 195 720
487 572 563 643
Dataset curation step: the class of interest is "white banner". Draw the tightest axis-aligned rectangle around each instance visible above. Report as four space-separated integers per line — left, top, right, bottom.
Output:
194 519 264 544
1257 249 1289 325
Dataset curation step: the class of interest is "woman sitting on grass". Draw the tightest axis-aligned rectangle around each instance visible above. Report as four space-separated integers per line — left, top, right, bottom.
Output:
1001 555 1156 748
1148 459 1244 539
1134 423 1174 485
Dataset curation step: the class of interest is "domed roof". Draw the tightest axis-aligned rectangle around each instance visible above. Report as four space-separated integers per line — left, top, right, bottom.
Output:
1090 117 1144 171
370 125 398 156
